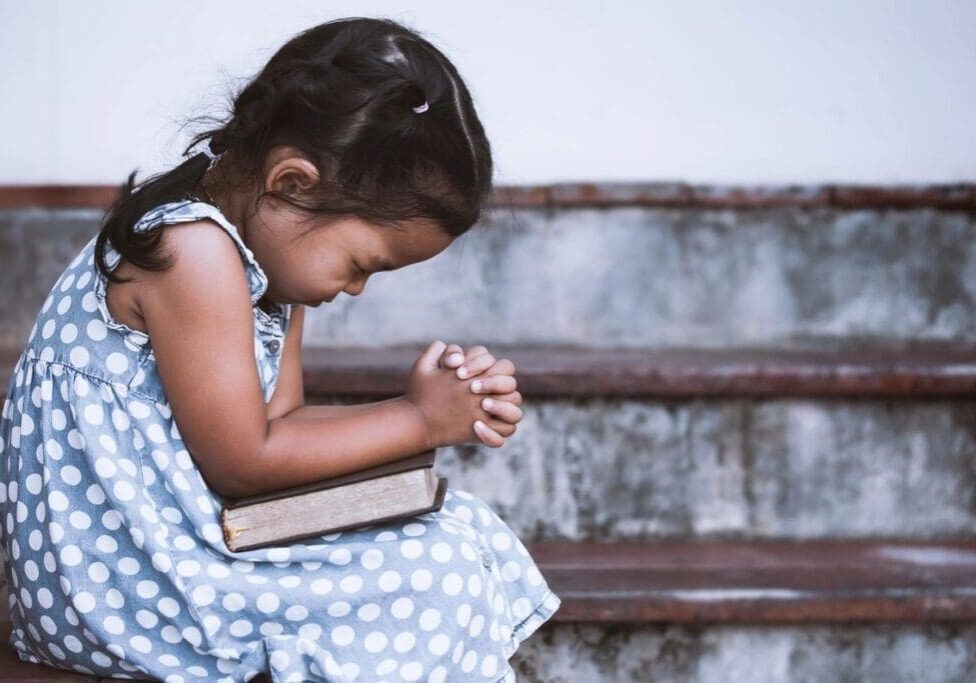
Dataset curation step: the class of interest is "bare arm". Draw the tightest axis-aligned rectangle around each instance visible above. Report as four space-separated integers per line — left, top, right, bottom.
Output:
267 303 415 421
138 219 432 500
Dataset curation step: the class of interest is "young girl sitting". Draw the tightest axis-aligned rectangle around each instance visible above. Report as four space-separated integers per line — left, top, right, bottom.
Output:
0 16 560 682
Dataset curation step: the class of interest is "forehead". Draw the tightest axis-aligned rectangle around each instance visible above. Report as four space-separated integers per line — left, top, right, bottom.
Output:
335 217 455 263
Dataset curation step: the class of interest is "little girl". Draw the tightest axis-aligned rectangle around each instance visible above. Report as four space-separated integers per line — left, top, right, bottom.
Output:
0 16 560 682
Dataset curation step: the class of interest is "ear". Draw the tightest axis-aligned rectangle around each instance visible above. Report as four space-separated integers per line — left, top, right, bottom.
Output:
265 146 320 196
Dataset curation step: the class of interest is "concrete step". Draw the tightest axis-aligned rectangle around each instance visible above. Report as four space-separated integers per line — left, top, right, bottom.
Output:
3 345 975 540
2 198 976 349
532 539 976 622
5 345 976 400
1 539 974 680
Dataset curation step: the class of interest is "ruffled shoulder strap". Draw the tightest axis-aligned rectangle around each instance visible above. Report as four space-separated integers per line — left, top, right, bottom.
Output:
126 199 269 303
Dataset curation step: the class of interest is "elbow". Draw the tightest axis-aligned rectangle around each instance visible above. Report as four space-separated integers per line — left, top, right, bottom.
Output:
198 440 267 501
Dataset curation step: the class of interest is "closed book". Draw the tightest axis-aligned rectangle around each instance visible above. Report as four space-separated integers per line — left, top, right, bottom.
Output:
220 449 446 552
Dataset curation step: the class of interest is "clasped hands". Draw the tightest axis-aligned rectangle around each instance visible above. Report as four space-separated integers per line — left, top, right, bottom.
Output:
436 343 522 447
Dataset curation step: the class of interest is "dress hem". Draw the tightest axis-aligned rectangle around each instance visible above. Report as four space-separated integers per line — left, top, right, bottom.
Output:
493 586 562 683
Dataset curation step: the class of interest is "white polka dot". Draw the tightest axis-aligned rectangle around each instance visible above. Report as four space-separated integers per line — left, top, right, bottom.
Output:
93 457 116 478
377 570 402 592
331 625 355 647
83 403 104 426
217 592 244 612
402 522 426 536
103 615 125 635
327 600 351 617
285 605 308 621
399 661 423 681
525 565 544 586
339 574 363 594
388 631 413 655
511 597 532 620
468 613 485 638
60 466 82 486
128 400 150 419
59 545 82 566
501 560 522 582
428 633 451 656
257 592 280 613
72 592 96 613
492 532 512 551
136 580 159 599
481 654 499 677
56 295 72 315
391 597 414 619
361 548 384 570
59 323 78 344
86 319 107 341
456 603 472 628
431 542 454 562
364 631 387 653
400 539 424 560
357 603 381 622
105 351 129 375
310 578 333 596
462 649 478 673
130 635 152 654
113 480 135 501
69 346 89 367
419 608 441 631
48 491 71 521
157 597 180 618
410 568 433 592
441 572 464 596
328 548 351 565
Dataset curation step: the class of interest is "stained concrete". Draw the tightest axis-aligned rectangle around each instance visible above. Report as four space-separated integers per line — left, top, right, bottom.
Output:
2 206 976 348
307 396 976 540
511 623 976 682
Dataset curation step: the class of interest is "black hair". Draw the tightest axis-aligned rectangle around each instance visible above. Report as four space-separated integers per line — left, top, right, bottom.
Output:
95 16 494 285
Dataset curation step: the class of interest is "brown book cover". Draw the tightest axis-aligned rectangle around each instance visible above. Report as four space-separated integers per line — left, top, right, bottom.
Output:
222 448 437 509
220 449 445 552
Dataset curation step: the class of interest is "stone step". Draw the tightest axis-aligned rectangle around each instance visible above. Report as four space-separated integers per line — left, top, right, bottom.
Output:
0 539 973 680
3 345 976 540
4 345 976 399
532 539 976 622
2 194 975 348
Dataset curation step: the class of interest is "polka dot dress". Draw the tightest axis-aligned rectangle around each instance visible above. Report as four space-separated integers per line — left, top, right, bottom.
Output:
0 199 562 682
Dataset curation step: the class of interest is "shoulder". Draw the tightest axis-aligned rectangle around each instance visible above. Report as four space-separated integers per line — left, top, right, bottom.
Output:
136 214 255 315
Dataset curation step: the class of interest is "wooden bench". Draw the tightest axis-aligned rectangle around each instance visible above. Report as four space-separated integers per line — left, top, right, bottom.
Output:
0 539 974 679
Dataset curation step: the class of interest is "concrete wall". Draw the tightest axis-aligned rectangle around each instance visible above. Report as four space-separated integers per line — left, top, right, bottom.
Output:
2 1 975 185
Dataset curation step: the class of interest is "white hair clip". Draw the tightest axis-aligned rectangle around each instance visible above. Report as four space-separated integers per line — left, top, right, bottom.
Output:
412 101 429 114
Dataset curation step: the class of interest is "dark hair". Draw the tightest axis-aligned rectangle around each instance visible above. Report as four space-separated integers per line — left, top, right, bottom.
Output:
95 16 494 285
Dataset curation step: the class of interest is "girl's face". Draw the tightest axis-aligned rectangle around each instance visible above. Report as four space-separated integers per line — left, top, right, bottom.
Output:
249 211 455 307
211 146 456 307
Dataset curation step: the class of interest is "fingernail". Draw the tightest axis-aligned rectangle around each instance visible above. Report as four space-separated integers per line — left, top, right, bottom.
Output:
450 353 464 364
457 367 467 378
474 420 483 430
482 398 493 410
471 380 482 392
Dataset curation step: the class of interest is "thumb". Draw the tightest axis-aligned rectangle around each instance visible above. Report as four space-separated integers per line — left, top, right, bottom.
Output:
415 340 448 373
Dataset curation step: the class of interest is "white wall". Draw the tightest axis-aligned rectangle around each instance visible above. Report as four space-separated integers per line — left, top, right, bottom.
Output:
2 0 974 185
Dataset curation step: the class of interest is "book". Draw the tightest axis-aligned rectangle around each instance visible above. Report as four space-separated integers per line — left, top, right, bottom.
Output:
220 449 447 552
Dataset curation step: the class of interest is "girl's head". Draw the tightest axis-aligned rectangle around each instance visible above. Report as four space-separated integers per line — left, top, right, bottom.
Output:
97 16 493 305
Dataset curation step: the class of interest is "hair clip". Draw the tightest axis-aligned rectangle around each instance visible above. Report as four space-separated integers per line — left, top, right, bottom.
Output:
412 101 429 114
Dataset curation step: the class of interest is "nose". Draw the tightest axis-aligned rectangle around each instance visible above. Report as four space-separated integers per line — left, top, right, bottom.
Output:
345 276 368 297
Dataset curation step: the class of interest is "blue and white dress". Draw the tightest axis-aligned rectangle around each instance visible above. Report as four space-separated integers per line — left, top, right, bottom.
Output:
0 199 561 682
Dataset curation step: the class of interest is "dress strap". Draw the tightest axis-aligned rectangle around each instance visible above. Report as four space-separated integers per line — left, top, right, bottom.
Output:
128 199 270 304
